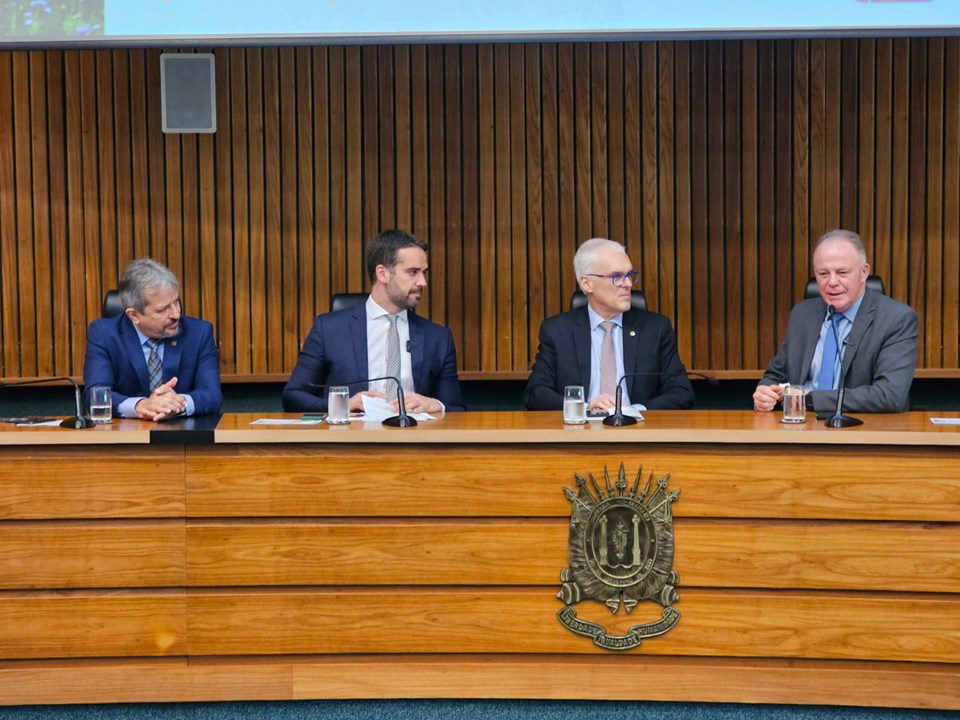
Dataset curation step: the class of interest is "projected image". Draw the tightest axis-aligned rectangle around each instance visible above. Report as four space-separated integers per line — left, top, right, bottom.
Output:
0 0 103 38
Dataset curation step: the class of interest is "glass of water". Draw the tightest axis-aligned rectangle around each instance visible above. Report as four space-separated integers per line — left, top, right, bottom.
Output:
781 384 806 424
326 386 350 424
563 385 587 425
89 385 112 424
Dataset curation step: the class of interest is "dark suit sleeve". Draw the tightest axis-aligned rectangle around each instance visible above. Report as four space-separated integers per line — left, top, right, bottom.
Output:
432 329 466 412
758 338 790 387
522 320 564 411
282 317 329 412
809 304 918 414
82 321 131 411
642 319 695 410
186 322 223 415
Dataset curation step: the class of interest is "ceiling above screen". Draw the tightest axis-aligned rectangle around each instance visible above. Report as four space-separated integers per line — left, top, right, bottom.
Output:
2 0 959 47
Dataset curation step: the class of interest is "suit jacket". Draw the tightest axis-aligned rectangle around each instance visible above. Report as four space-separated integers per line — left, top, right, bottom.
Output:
82 314 223 415
758 289 917 413
522 306 695 411
282 301 466 412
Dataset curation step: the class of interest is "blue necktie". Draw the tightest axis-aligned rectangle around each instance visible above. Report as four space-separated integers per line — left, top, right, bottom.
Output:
817 312 845 391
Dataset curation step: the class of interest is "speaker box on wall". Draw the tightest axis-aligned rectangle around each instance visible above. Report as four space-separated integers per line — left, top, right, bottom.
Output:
160 53 216 134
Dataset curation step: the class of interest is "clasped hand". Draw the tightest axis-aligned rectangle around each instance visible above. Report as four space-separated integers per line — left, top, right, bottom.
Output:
135 377 187 421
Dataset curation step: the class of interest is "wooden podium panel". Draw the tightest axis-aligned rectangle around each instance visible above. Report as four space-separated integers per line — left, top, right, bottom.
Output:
1 411 958 708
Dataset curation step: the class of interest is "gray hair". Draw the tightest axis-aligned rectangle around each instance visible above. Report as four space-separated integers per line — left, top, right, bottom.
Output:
814 229 867 265
573 238 627 280
119 258 179 313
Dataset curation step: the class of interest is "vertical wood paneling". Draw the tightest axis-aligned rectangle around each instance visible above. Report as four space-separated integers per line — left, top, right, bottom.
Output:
1 39 959 380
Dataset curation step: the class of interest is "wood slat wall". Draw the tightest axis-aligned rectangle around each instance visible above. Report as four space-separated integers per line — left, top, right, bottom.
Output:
1 39 958 380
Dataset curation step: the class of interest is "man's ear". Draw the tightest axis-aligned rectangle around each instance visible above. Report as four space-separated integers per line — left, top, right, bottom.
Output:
124 308 139 326
578 276 591 294
375 264 392 284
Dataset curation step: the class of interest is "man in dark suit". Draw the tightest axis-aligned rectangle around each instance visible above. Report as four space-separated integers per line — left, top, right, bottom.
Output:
283 229 465 413
83 258 223 420
753 230 917 414
523 238 694 412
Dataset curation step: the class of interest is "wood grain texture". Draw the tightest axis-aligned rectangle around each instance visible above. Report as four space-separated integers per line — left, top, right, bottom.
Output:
185 518 960 592
0 656 957 709
0 40 958 381
0 521 185 589
185 587 960 662
0 591 185 659
0 445 183 519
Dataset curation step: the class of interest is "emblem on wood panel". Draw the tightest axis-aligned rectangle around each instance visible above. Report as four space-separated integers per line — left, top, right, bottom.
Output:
557 464 680 650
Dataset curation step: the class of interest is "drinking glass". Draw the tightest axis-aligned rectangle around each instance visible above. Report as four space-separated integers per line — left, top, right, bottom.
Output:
89 386 112 424
326 386 350 424
781 385 806 424
563 385 587 425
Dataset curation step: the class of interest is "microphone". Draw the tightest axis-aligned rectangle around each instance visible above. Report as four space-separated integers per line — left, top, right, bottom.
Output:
824 305 863 429
0 376 94 429
602 370 711 427
309 375 417 428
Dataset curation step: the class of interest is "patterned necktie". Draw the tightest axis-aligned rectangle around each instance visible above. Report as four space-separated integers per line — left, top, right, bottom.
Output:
817 312 845 391
599 321 617 396
146 340 163 392
384 314 401 394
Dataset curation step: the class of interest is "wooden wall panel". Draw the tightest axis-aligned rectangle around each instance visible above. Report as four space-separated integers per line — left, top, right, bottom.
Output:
1 39 959 380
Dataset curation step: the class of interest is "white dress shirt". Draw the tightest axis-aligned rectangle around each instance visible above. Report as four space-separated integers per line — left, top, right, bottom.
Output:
365 296 415 397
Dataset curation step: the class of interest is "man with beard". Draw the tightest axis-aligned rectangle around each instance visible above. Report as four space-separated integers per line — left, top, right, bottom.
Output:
82 258 223 420
282 229 465 413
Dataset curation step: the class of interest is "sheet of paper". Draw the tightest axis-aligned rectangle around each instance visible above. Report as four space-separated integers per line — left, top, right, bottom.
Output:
360 394 437 422
16 419 63 427
250 418 324 426
930 417 960 425
587 406 645 421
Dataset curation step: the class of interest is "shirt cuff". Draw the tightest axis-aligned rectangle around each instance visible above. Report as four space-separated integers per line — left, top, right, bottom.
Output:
118 397 144 419
182 395 195 417
631 403 647 412
435 400 445 414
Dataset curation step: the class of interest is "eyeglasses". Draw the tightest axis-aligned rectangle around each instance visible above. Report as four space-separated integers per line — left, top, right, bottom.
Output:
585 271 640 287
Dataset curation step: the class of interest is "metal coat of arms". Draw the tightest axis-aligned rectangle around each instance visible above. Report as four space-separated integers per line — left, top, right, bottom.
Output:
557 464 681 650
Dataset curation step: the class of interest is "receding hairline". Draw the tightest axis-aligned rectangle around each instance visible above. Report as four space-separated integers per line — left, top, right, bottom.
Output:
573 238 629 279
813 229 867 265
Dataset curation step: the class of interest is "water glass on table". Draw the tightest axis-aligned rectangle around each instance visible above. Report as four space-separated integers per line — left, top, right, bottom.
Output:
781 384 806 424
89 386 112 424
563 385 587 425
326 386 350 424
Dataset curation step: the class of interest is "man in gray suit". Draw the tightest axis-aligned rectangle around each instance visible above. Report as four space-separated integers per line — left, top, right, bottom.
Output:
753 229 917 414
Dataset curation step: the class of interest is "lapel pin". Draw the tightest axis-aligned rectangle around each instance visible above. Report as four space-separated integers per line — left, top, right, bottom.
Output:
172 340 177 347
629 330 636 337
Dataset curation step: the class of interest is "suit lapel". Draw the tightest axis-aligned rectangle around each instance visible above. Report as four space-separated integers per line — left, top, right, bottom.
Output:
800 301 826 382
841 290 876 375
409 312 426 391
621 310 640 397
572 308 592 388
350 303 369 388
121 316 152 394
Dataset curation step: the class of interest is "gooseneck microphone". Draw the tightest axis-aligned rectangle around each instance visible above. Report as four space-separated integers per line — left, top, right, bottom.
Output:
0 376 94 429
824 305 863 429
603 370 715 427
310 375 416 428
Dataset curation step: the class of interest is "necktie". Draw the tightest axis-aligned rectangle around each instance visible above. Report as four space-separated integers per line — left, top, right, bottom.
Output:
146 340 163 392
817 312 845 391
384 314 401 394
599 321 617 396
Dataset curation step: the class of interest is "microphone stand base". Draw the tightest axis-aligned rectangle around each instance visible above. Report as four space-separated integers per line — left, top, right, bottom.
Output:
383 415 418 428
602 414 638 427
825 414 863 428
60 416 94 429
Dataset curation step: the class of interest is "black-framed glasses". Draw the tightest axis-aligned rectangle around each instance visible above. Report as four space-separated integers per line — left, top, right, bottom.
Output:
585 271 640 287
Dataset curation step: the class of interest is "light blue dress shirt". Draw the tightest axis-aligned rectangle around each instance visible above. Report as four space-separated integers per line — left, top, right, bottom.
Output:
586 305 646 411
804 292 865 392
116 327 195 418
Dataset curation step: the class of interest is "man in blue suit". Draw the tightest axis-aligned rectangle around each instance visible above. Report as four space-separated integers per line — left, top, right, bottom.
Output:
83 258 223 421
523 238 694 412
283 230 465 413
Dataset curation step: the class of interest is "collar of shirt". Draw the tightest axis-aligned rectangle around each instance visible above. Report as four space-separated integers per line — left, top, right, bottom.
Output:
134 326 164 361
366 295 409 325
587 304 623 332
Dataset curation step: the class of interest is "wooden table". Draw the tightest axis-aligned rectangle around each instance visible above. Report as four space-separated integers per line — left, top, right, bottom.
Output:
1 411 958 708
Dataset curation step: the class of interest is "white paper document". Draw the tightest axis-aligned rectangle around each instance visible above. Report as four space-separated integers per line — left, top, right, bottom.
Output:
16 419 64 427
250 418 325 426
930 417 960 426
359 394 437 422
587 406 645 422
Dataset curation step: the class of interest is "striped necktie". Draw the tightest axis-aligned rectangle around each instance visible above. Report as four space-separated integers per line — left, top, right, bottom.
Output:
146 340 163 392
599 321 617 396
384 314 401 394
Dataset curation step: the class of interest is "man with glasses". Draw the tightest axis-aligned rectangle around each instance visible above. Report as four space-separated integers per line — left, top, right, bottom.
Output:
283 229 465 413
523 238 694 412
82 258 223 421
